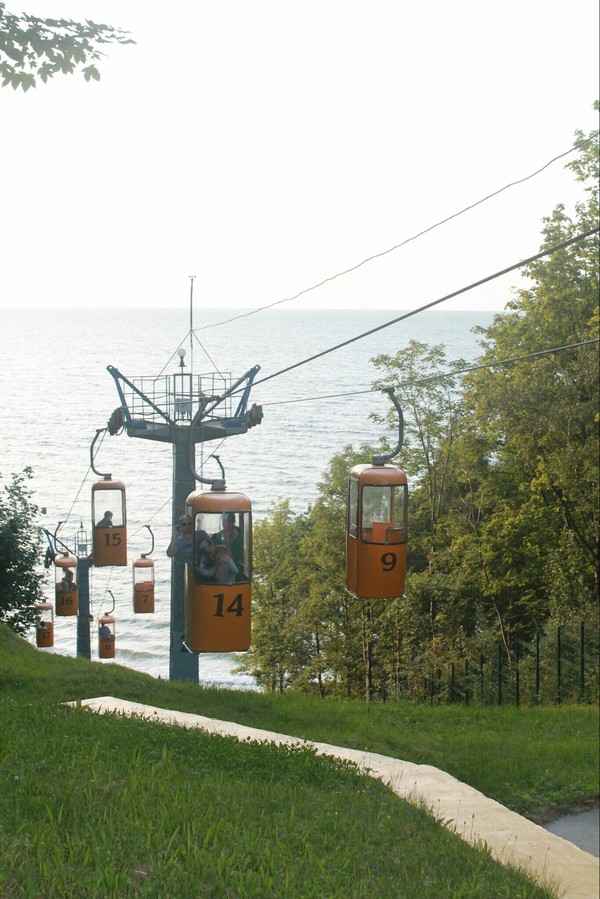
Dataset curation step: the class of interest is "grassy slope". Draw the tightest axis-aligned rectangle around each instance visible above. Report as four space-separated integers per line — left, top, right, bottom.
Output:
1 625 597 897
4 626 596 822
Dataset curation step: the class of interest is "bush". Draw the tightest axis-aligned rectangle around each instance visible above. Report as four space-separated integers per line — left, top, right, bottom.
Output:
0 468 47 634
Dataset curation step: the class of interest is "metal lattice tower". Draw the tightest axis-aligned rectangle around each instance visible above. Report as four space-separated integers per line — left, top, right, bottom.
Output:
106 352 263 681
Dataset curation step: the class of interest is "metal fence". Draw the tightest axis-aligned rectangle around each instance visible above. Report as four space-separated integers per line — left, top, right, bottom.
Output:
408 623 599 706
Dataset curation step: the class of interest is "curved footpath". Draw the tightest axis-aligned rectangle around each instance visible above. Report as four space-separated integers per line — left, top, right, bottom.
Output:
72 697 599 899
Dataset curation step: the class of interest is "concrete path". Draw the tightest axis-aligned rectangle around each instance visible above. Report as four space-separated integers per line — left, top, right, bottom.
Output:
546 806 599 859
72 696 599 899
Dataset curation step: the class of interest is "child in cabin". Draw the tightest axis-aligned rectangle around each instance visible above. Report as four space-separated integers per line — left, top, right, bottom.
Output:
196 544 238 584
212 545 238 585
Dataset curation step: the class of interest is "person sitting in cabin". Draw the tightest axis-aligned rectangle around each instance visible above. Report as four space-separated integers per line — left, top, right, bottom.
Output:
166 515 194 564
212 545 238 585
195 535 216 581
99 623 114 641
212 512 242 566
194 543 237 584
60 569 77 591
96 510 114 528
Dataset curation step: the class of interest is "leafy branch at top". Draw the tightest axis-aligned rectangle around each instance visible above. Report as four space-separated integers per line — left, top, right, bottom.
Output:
0 1 134 91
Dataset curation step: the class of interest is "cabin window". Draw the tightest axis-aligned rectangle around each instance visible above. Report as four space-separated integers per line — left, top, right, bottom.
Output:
348 479 359 537
361 484 407 543
193 510 251 583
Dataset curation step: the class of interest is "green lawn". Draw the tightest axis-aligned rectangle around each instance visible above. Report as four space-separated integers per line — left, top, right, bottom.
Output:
1 624 597 897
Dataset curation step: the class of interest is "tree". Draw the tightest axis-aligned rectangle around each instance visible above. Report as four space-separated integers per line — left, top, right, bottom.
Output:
244 446 383 698
305 444 380 699
371 341 467 569
466 116 599 621
243 116 599 697
0 468 47 634
0 1 133 91
240 501 313 692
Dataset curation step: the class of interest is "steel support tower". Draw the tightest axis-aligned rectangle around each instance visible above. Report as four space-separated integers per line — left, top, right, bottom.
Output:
106 355 262 681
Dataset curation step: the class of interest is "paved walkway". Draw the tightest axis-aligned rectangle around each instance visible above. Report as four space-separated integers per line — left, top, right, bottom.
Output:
546 806 599 859
73 697 599 899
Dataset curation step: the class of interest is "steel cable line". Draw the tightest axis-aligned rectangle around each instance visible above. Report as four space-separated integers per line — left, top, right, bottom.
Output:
196 139 595 333
259 339 600 407
59 429 110 529
156 328 226 380
233 226 598 393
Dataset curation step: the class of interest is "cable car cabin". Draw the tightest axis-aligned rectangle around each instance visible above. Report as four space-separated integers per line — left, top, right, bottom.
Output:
98 613 116 659
35 601 54 648
184 488 252 653
54 553 78 616
132 556 155 613
92 477 127 567
347 462 408 599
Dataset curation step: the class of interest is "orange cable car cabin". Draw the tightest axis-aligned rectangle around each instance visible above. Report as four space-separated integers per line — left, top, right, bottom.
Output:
346 460 408 599
54 553 78 616
98 612 116 659
92 477 127 566
132 556 155 613
35 601 54 648
184 488 252 653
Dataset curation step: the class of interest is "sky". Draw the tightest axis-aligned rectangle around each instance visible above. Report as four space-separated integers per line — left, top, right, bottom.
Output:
1 0 598 312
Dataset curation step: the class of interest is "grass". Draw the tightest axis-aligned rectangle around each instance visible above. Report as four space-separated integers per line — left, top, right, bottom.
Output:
1 625 597 897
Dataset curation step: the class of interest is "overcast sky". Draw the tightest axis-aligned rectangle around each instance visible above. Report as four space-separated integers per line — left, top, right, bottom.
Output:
1 0 598 312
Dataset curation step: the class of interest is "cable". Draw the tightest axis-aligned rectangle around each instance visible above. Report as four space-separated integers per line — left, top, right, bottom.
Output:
243 226 599 392
129 497 172 537
59 428 108 528
61 465 93 528
259 339 599 407
155 327 226 380
191 330 225 376
196 139 595 333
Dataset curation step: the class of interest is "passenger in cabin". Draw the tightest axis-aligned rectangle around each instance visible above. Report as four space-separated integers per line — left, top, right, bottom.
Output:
195 535 215 581
194 544 237 584
60 569 77 591
166 516 207 566
213 512 242 566
96 510 114 528
212 545 238 585
99 623 114 640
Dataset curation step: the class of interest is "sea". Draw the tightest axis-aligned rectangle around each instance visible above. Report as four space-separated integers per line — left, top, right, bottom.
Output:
1 306 497 688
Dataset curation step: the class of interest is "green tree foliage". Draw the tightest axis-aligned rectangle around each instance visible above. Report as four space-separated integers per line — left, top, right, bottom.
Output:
0 468 47 634
370 341 478 661
465 116 599 626
244 502 313 692
246 115 599 699
0 1 133 91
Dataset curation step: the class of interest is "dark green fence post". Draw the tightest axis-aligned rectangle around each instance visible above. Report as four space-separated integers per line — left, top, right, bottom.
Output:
480 653 484 703
515 639 520 707
498 643 502 705
580 621 585 702
535 630 540 703
557 625 562 705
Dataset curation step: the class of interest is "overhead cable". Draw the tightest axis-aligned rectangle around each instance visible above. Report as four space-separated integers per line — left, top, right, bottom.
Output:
197 139 594 332
156 327 226 380
245 226 599 391
260 339 600 407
